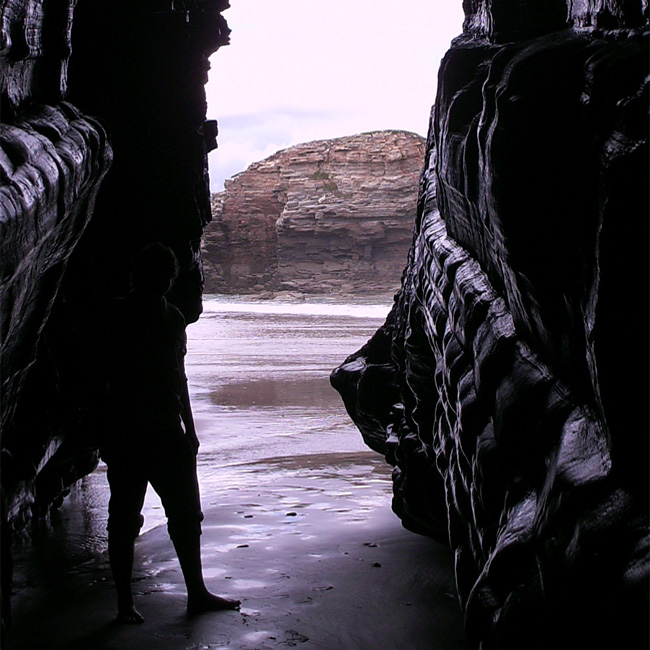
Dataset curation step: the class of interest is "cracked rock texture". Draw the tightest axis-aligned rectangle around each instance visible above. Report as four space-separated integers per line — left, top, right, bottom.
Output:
202 131 425 295
332 2 649 648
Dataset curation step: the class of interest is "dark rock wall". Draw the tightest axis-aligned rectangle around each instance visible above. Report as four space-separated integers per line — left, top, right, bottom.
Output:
333 2 649 648
0 0 76 112
1 102 112 513
1 0 229 634
1 0 112 518
65 0 230 321
2 0 229 521
1 0 111 634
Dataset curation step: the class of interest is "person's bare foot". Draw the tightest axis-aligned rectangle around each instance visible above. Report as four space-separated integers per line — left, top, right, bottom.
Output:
187 592 241 616
116 605 145 624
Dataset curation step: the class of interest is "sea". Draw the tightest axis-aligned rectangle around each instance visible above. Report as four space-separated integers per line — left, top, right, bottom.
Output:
12 295 394 570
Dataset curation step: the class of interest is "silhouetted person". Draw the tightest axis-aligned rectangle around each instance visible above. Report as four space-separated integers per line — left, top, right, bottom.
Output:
101 243 239 624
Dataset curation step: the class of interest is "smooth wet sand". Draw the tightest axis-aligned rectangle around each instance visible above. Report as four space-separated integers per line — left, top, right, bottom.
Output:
7 461 468 650
7 301 468 649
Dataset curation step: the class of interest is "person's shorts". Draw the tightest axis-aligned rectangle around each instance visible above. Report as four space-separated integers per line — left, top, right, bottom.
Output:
105 426 203 540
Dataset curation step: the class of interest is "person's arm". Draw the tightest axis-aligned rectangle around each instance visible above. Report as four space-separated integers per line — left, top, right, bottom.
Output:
177 316 200 454
181 381 200 455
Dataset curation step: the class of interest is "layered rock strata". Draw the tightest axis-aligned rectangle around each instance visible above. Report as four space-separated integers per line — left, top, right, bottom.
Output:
202 131 425 295
0 103 112 500
1 0 229 636
332 2 649 648
1 0 112 516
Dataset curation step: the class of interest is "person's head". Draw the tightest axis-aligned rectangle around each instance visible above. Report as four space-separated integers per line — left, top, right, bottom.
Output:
131 243 179 297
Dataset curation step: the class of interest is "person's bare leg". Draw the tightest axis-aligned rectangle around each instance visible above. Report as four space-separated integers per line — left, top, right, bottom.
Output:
108 535 145 624
172 533 240 615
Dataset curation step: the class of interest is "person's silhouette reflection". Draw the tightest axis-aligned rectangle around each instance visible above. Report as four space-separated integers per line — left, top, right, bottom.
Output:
101 243 240 623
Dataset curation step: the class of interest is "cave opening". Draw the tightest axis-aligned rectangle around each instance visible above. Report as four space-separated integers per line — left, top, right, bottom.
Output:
43 0 469 556
3 1 647 648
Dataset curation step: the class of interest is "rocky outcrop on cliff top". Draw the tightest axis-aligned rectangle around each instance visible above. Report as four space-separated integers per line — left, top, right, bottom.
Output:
202 130 426 295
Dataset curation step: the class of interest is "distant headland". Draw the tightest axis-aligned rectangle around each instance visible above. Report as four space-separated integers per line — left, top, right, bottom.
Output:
201 130 426 297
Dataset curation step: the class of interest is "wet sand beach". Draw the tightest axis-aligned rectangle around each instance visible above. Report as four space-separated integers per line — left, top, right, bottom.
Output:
7 453 467 650
6 298 468 649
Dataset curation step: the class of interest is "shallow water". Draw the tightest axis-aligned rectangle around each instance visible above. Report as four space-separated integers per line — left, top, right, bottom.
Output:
188 296 390 470
12 296 392 578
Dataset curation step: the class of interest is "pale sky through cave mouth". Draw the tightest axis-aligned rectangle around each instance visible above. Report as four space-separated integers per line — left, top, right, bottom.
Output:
205 0 465 192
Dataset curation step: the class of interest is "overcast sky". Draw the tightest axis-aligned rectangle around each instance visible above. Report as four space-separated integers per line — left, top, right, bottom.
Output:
205 1 465 191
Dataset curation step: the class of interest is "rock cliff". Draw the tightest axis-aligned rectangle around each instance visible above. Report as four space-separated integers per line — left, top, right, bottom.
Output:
1 0 229 635
202 131 425 295
332 2 649 649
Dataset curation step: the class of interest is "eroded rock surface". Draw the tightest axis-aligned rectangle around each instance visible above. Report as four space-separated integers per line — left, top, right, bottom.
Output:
202 131 425 295
1 1 112 516
333 2 649 648
1 0 229 636
0 102 112 488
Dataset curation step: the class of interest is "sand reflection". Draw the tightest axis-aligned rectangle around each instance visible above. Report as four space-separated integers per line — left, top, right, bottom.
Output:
210 376 342 409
